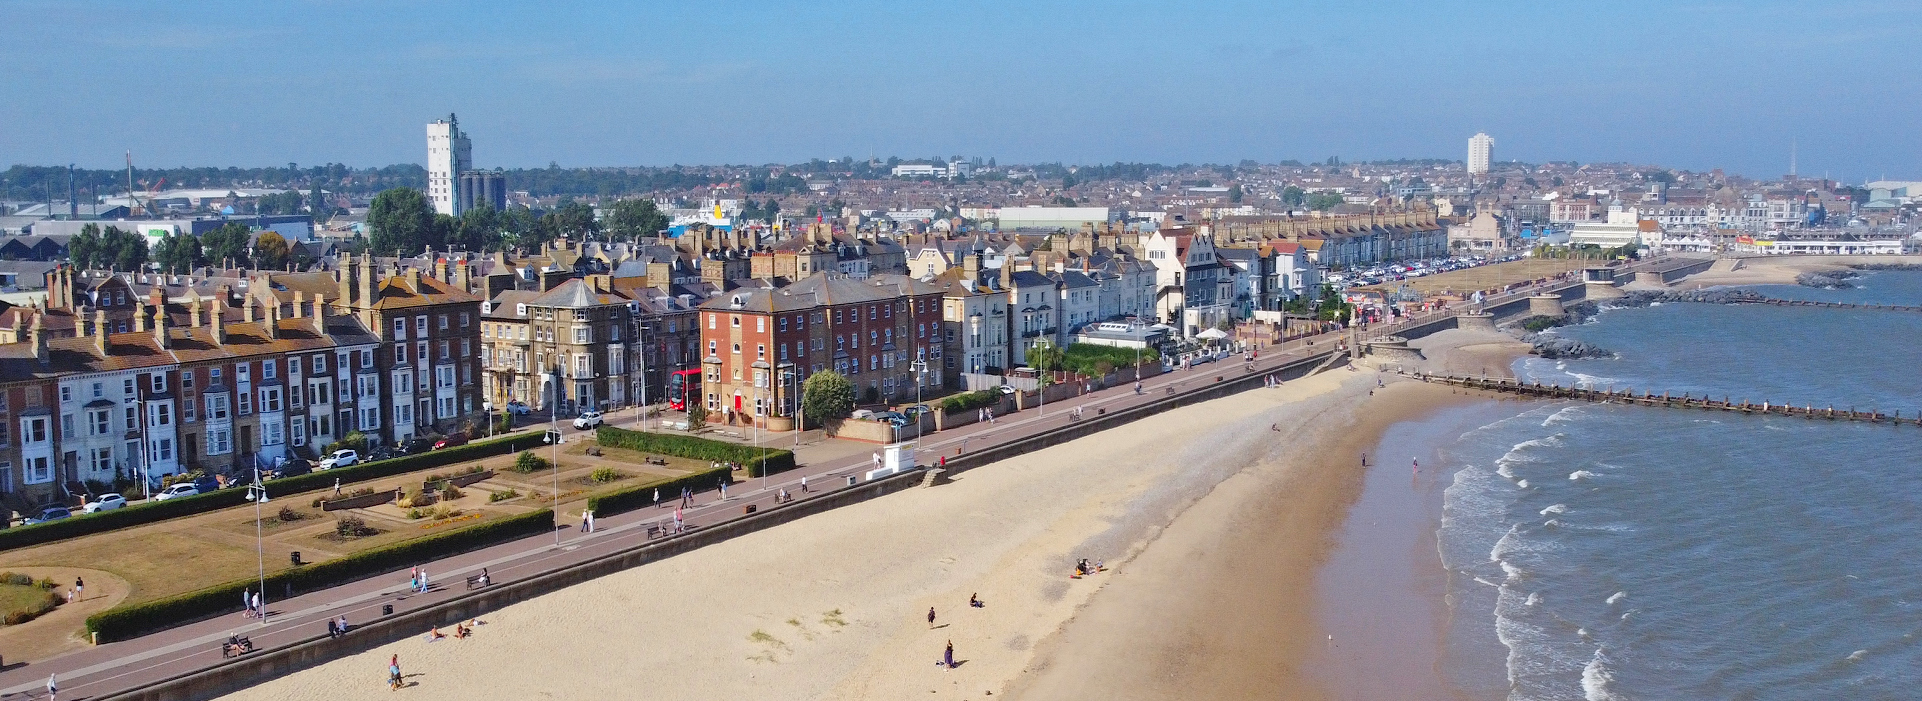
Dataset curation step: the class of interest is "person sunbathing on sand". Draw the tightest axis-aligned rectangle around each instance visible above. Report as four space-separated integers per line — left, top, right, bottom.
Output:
427 626 446 641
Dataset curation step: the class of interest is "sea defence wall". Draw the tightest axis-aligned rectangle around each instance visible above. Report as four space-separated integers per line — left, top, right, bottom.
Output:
98 347 1349 701
1413 373 1922 425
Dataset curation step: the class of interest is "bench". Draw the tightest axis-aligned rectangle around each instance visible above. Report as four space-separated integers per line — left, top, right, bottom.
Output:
584 446 603 457
645 457 669 466
465 574 491 590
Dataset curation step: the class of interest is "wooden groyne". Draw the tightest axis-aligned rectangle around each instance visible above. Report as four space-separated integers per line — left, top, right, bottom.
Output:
1747 298 1922 313
1411 373 1922 426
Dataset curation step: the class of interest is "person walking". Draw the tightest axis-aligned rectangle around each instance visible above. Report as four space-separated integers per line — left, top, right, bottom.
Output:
389 654 401 690
243 588 252 617
673 507 684 533
585 510 595 533
46 673 56 701
251 592 262 619
718 480 728 501
927 607 937 628
334 478 342 497
943 640 955 669
74 576 83 601
653 487 660 506
419 569 428 592
799 474 809 493
581 510 590 533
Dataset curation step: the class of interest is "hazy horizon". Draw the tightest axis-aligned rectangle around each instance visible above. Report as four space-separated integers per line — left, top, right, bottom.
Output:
4 1 1915 183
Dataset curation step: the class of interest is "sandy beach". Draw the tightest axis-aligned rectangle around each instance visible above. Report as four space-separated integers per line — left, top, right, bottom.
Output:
1677 254 1922 289
217 331 1525 701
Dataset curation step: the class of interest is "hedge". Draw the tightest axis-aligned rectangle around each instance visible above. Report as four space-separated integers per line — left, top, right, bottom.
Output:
585 466 732 517
940 390 1000 414
0 430 542 554
85 508 554 642
593 427 796 478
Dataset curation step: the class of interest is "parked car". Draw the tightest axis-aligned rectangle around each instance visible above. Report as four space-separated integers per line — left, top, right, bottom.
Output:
24 506 70 524
319 449 359 470
272 459 313 479
506 401 532 416
433 434 470 450
902 404 933 419
573 411 604 430
873 411 910 427
154 483 199 501
82 494 128 513
997 385 1017 395
851 409 877 420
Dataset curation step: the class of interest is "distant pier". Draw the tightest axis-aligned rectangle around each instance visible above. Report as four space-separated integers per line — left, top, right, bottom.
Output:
1410 373 1922 426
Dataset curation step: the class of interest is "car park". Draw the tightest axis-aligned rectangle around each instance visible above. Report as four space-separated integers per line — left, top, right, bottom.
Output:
319 449 359 470
82 494 128 513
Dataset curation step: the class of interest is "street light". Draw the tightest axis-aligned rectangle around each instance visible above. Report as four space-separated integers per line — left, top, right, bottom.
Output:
635 323 651 430
248 465 268 624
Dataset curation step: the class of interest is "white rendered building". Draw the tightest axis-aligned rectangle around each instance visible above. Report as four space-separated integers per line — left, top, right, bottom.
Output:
427 114 472 216
1468 132 1494 175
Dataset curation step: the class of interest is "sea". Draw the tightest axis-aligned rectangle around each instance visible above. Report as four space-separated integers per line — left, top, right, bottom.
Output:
1430 270 1922 700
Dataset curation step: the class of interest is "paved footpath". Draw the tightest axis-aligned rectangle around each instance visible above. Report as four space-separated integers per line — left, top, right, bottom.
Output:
0 278 1580 700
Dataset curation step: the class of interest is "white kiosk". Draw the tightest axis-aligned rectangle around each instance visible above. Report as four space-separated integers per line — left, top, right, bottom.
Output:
864 441 918 481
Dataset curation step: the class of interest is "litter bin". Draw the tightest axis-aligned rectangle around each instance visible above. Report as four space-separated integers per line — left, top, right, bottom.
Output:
744 504 756 515
289 551 302 566
846 475 857 487
382 604 394 616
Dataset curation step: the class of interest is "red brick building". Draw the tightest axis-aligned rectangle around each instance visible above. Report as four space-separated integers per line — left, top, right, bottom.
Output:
699 273 944 427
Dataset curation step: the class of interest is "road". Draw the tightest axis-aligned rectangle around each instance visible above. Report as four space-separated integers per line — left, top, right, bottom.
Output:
0 276 1581 701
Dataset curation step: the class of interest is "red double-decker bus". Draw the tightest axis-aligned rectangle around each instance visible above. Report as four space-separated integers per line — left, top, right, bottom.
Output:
665 369 700 411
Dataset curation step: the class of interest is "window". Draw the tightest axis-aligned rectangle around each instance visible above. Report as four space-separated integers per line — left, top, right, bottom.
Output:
394 318 407 337
150 403 171 427
439 396 455 417
91 447 112 474
151 372 166 392
206 394 230 421
416 315 427 334
291 419 306 447
361 350 374 369
461 339 470 357
90 409 109 435
91 382 103 399
574 354 589 376
395 344 408 363
395 403 413 425
359 376 379 397
263 360 277 380
756 317 765 333
154 437 173 462
183 399 196 422
439 314 449 330
238 364 250 384
439 341 450 360
757 344 766 359
437 366 455 388
260 387 282 413
574 327 589 343
460 312 470 328
731 315 740 328
207 426 231 456
23 416 48 443
779 317 788 332
238 391 252 414
60 414 73 439
181 371 195 391
25 456 50 484
124 378 135 395
708 314 717 329
262 420 283 447
211 367 222 383
360 407 379 430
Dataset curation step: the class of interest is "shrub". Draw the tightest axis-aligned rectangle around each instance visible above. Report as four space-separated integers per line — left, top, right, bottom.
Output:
1061 343 1158 377
440 485 464 501
940 390 1000 414
513 452 551 474
276 506 302 523
322 431 367 456
488 489 520 503
87 509 554 642
1520 315 1567 332
685 402 707 432
802 370 855 425
405 508 426 520
589 468 623 484
310 497 323 508
585 466 732 517
2 572 32 586
594 427 796 478
334 516 376 538
0 430 541 554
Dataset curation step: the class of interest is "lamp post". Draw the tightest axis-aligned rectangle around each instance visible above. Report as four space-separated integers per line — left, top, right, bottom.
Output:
548 363 562 546
250 465 267 624
635 323 651 430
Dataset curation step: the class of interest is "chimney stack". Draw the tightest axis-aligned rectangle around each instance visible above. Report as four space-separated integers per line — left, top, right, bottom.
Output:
211 300 227 345
293 291 306 318
30 314 48 366
154 305 171 349
358 254 375 311
134 305 150 333
189 298 203 328
405 267 422 292
312 293 328 334
94 309 108 356
263 302 279 340
243 298 255 324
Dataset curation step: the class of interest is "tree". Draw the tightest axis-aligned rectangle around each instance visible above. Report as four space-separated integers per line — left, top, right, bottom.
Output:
604 198 668 241
153 232 203 273
201 222 253 268
1281 186 1306 208
308 184 330 224
539 200 599 243
802 370 855 428
1028 341 1066 376
1228 184 1244 203
255 231 292 270
453 204 506 252
367 187 436 255
69 224 102 269
685 402 707 432
100 226 148 271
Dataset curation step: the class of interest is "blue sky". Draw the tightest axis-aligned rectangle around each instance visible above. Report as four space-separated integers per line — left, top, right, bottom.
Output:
3 0 1915 180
